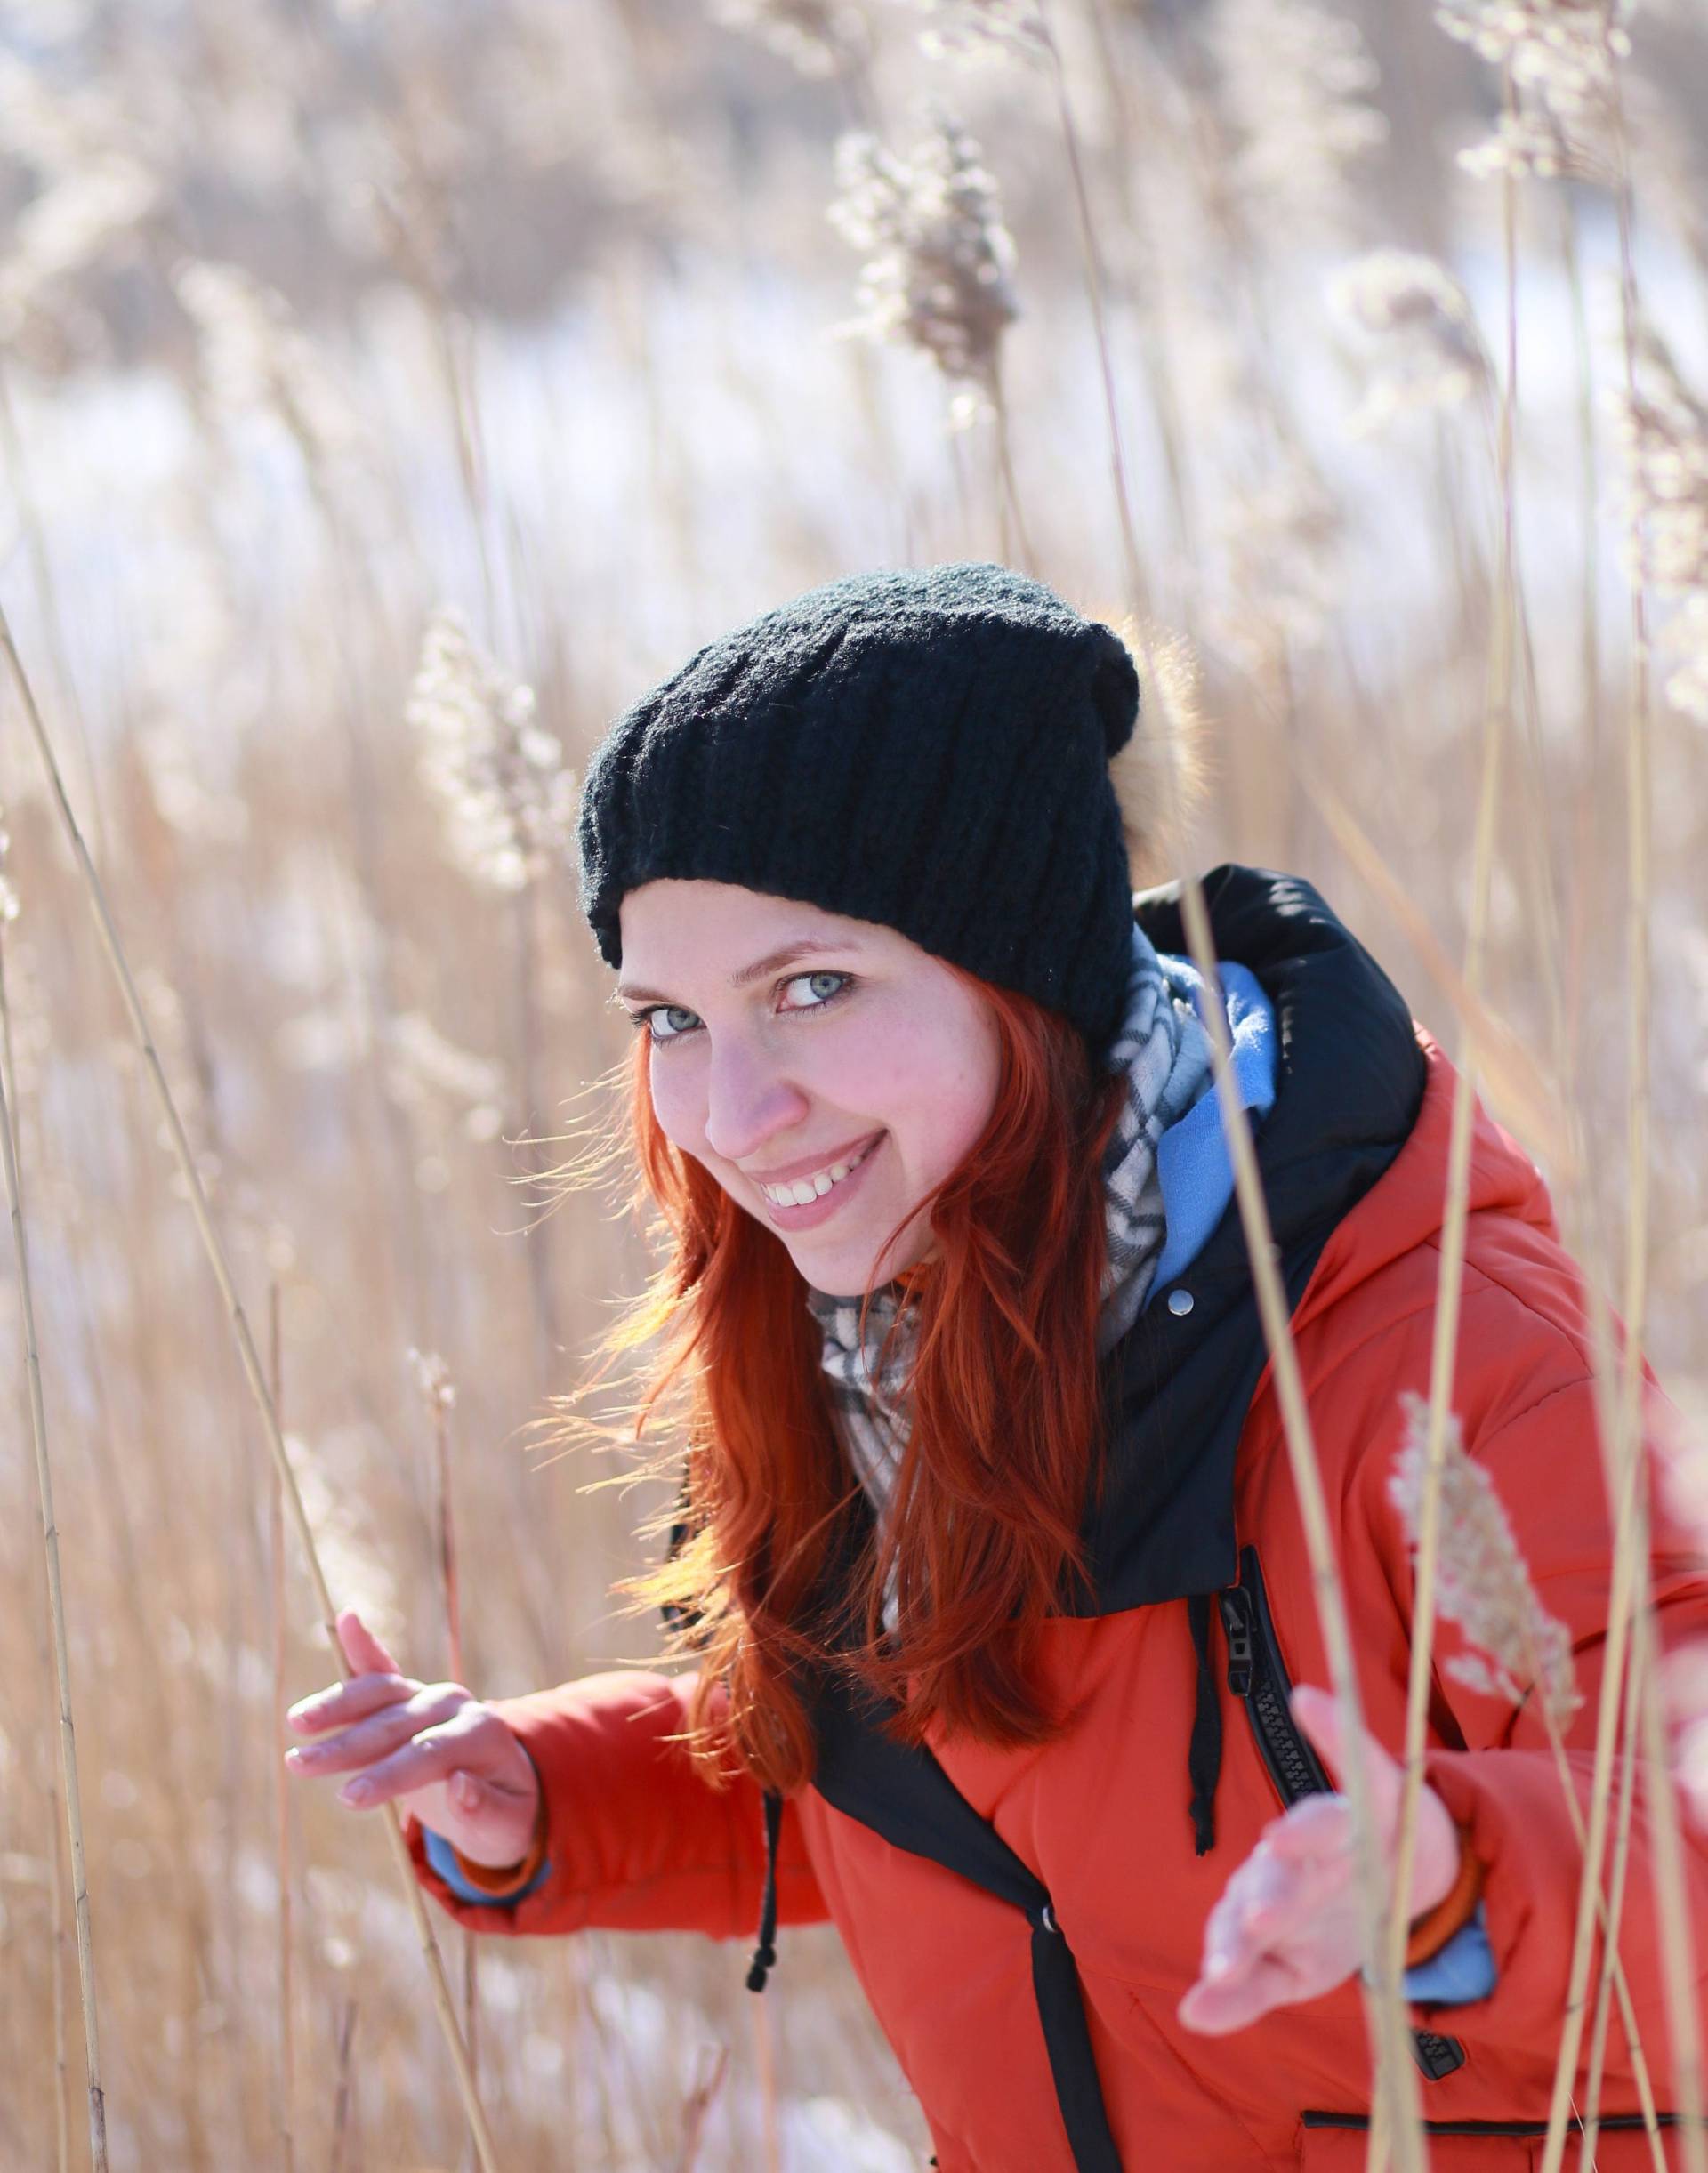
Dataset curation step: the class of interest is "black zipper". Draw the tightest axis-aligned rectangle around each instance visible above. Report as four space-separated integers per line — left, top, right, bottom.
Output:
1219 1544 1468 2085
1218 1545 1333 1811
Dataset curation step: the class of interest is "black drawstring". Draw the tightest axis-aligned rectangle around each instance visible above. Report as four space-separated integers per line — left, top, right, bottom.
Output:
746 1789 785 1992
1186 1592 1222 1856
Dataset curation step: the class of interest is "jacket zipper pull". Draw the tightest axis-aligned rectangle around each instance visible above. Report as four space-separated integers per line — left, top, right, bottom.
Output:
1219 1588 1254 1699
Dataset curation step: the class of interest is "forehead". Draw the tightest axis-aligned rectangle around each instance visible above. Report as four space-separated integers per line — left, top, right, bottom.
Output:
616 879 884 978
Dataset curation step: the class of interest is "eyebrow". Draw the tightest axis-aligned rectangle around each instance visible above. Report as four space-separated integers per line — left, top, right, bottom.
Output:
616 937 864 1009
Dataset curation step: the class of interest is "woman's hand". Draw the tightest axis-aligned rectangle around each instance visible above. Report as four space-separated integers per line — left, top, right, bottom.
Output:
284 1607 541 1870
1177 1685 1462 2036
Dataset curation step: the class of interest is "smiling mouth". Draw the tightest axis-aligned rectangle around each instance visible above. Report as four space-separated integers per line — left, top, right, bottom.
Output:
754 1132 883 1208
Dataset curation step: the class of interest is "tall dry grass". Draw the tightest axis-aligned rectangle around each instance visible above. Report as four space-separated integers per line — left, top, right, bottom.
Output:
0 1 1705 2167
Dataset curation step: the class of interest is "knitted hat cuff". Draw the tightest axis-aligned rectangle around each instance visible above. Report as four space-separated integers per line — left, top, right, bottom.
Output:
577 563 1140 1054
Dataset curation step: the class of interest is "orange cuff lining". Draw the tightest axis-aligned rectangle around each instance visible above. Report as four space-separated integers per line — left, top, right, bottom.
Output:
1405 1824 1485 1968
447 1785 550 1900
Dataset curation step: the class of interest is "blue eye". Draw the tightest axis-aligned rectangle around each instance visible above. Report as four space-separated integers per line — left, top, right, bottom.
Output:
625 969 851 1042
784 971 851 1010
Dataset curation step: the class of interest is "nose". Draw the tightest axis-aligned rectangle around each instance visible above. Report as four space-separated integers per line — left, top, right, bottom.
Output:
701 1030 810 1168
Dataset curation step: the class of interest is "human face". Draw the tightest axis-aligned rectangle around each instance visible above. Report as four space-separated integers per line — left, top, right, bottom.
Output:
616 881 1003 1295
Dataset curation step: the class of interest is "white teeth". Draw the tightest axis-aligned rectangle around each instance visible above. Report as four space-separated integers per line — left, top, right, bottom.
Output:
761 1136 877 1208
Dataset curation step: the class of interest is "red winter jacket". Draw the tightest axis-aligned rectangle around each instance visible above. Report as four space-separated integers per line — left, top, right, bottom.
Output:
406 868 1708 2169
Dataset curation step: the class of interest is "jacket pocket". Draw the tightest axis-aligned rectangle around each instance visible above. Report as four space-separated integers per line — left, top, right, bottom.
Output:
1300 2113 1678 2169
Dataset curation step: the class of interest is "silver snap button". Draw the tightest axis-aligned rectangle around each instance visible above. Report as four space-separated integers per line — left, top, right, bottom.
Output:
1167 1288 1195 1316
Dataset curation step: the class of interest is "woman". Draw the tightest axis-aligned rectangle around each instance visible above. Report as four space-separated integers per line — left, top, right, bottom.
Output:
285 564 1706 2169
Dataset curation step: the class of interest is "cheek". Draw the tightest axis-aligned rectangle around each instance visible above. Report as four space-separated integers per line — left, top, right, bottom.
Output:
858 1006 1001 1165
645 1050 708 1154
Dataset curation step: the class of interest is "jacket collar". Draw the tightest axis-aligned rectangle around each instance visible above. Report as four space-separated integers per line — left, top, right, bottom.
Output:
1076 864 1427 1613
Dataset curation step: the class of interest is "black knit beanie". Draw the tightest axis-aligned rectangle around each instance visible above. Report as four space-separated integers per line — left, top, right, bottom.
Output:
576 562 1140 1055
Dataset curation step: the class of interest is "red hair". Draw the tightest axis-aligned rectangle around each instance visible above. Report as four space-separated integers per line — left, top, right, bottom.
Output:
544 969 1128 1795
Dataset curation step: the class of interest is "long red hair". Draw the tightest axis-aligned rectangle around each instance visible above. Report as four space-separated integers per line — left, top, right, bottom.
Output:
544 968 1129 1795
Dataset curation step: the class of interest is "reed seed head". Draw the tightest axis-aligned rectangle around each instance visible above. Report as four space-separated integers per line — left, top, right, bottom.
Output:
827 109 1019 410
1326 248 1491 433
407 1347 457 1415
709 0 869 77
0 806 16 927
1389 1391 1583 1734
903 0 1050 65
1612 316 1708 724
1210 0 1387 239
405 604 576 894
1438 0 1629 184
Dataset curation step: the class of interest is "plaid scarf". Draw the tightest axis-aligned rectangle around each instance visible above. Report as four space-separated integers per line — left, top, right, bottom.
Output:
803 923 1215 1609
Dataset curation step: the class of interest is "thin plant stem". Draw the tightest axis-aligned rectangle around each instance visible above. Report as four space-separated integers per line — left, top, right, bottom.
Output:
329 1999 359 2173
1139 680 1429 2169
425 1359 481 2142
673 2046 730 2173
752 1990 782 2173
0 601 503 2173
47 1719 69 2173
1579 1624 1656 2169
1632 1586 1708 2166
0 913 108 2169
1035 0 1148 610
1385 61 1520 2007
991 369 1039 576
513 877 560 1395
1032 0 1425 2148
269 1285 298 2173
1578 8 1706 2161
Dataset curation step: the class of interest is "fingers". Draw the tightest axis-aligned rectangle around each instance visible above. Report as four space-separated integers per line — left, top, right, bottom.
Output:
285 1685 463 1777
334 1710 501 1810
286 1670 415 1740
335 1606 402 1680
1179 1949 1303 2035
1290 1685 1403 1831
1261 1792 1351 1865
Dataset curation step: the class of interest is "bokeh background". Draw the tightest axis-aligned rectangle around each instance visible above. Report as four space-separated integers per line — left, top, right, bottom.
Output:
0 1 1705 2166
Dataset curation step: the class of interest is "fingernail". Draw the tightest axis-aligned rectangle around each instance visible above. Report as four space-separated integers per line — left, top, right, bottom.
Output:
340 1779 372 1806
1204 1952 1232 1980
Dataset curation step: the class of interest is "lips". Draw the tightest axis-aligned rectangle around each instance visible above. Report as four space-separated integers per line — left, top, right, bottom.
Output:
755 1131 887 1227
746 1129 885 1188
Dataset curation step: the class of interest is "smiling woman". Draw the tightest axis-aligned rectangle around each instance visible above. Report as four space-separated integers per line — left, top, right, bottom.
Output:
615 881 1003 1293
284 562 1708 2173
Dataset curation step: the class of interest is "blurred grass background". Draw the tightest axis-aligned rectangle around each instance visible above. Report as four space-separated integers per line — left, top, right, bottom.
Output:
0 1 1705 2165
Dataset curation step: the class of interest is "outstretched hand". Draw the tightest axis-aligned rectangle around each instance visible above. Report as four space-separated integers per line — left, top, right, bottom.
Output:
284 1607 541 1870
1177 1685 1462 2036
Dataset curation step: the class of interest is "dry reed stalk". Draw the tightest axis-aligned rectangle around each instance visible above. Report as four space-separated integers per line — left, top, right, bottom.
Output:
752 1986 783 2173
1389 1395 1663 2161
1030 0 1424 2152
47 1726 69 2173
410 1346 481 2129
1076 0 1199 565
1300 754 1573 1177
1033 0 1148 611
1382 56 1520 2023
1581 1622 1648 2165
329 1997 359 2173
1631 1587 1707 2164
269 1284 298 2173
1540 10 1706 2162
406 605 570 1390
0 854 108 2169
673 2044 731 2173
1559 185 1603 1074
0 608 504 2171
1140 648 1429 2169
